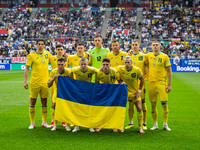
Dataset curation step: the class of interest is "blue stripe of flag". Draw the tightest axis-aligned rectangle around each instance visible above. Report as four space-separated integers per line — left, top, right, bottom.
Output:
57 76 127 107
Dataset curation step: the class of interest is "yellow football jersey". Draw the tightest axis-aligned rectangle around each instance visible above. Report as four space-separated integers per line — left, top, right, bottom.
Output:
130 52 147 74
26 50 52 84
49 55 67 70
96 68 120 84
49 68 72 86
71 66 97 82
116 65 143 94
67 53 91 68
107 51 128 68
146 52 171 82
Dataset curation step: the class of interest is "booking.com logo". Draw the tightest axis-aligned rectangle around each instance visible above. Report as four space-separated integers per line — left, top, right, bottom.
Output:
177 66 200 72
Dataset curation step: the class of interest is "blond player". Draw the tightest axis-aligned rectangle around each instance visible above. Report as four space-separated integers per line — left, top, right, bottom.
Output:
125 39 148 130
106 39 128 68
24 39 52 129
71 57 98 132
49 44 68 127
146 40 172 131
48 58 72 131
116 56 145 134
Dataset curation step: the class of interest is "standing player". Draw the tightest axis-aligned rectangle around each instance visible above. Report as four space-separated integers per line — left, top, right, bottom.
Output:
48 58 72 131
106 40 128 68
116 56 145 134
71 57 98 132
95 58 122 133
49 44 68 126
24 39 52 129
88 35 110 69
125 39 148 130
67 42 91 68
146 40 172 131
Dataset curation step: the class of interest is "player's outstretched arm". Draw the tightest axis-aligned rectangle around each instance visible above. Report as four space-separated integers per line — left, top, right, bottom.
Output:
166 67 172 93
24 66 30 89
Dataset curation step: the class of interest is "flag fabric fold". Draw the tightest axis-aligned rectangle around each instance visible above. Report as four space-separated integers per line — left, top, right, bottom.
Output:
55 76 128 130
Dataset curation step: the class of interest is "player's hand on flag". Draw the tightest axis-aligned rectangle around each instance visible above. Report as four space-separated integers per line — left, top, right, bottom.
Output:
30 50 35 54
24 82 28 89
166 85 171 93
135 92 141 99
121 81 126 85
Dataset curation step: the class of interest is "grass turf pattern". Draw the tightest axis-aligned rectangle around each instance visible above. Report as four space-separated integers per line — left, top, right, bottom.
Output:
0 71 199 149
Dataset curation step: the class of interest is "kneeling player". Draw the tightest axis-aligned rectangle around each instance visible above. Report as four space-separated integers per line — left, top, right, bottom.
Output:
116 56 145 134
48 58 72 131
95 58 123 133
71 57 98 132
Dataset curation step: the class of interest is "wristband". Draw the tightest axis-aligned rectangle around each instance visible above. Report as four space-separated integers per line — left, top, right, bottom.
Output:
138 90 141 93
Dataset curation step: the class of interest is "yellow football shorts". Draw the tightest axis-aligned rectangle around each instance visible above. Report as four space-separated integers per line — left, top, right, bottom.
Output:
148 81 168 102
128 92 141 104
29 84 49 98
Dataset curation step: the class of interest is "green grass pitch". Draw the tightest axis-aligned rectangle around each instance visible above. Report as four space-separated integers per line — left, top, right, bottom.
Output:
0 71 200 150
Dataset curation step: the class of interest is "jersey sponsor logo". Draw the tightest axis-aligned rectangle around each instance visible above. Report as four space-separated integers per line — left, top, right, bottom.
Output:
75 59 77 61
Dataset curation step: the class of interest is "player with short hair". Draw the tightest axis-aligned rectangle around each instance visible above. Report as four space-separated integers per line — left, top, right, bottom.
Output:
106 40 128 68
67 42 91 68
125 39 148 130
146 40 172 131
88 35 110 69
48 58 72 131
71 57 98 132
24 38 52 129
49 44 68 127
116 56 145 134
95 58 122 133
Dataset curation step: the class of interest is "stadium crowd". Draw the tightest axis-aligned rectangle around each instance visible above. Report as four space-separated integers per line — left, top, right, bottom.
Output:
0 4 199 59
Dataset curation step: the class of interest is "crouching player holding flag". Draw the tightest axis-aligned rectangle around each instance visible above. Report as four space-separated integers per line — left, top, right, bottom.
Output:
95 58 123 133
48 58 73 131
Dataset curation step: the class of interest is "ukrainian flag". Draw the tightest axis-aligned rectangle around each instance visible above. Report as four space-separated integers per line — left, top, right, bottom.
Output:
55 77 128 130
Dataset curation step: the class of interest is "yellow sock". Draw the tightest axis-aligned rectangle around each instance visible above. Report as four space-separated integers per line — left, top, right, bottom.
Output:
128 101 134 122
142 101 147 123
41 106 47 122
29 105 35 123
137 111 143 127
151 101 158 123
51 107 55 122
54 120 58 125
161 101 168 123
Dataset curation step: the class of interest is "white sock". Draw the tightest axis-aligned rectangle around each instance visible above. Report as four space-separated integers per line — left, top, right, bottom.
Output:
31 122 35 125
42 121 46 124
143 122 146 125
163 123 168 126
154 123 158 126
129 121 133 124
